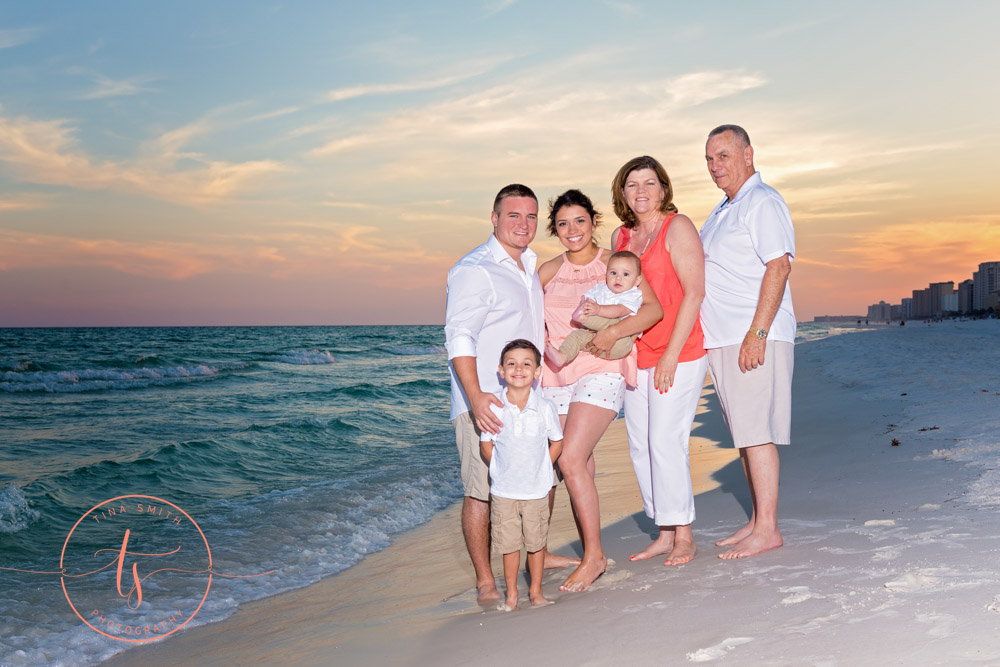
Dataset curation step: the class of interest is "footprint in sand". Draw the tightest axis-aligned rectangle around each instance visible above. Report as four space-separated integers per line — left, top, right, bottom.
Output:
779 586 824 605
871 547 901 562
916 612 957 637
621 599 670 614
686 637 754 662
884 571 941 592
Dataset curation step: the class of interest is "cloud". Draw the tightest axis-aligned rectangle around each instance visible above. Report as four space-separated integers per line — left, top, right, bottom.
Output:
325 57 508 102
0 27 40 49
310 68 765 161
483 0 518 17
836 217 1000 276
0 194 48 211
249 106 303 122
0 109 287 206
602 1 639 15
69 70 158 99
660 71 768 108
320 200 377 209
0 228 277 279
0 214 455 290
760 18 828 40
152 116 218 157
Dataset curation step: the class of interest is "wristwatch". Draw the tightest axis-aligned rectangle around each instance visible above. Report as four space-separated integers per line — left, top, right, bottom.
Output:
749 327 768 339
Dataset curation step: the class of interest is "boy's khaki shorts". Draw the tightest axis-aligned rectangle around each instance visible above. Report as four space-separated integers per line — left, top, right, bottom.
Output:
490 495 549 555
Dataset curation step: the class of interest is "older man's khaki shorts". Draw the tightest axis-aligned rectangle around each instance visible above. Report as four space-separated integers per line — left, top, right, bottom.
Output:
454 410 490 501
707 340 794 448
490 495 550 554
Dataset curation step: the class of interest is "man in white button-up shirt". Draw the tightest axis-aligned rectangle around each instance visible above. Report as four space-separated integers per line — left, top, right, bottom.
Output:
701 125 795 561
444 184 546 603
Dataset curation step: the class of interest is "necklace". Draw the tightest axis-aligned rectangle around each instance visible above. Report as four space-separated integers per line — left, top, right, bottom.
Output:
634 218 662 256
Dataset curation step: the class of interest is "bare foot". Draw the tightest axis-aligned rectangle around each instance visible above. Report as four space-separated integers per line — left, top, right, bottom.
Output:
496 602 515 612
502 593 518 610
630 534 674 561
544 342 566 370
664 538 697 566
559 556 607 592
544 552 581 569
477 582 502 605
529 590 552 606
718 530 783 560
715 521 754 547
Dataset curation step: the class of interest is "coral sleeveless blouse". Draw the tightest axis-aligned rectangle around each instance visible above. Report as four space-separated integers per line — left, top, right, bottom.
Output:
615 215 706 368
542 248 637 387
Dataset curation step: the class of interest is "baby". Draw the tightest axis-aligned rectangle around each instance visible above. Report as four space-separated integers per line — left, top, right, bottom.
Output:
546 250 643 369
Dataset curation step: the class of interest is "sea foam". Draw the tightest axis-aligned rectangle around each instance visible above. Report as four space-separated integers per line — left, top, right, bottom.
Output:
387 345 447 355
0 484 40 533
0 365 220 393
267 349 336 365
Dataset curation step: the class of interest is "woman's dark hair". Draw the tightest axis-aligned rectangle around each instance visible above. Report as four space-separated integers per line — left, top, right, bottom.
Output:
546 189 602 238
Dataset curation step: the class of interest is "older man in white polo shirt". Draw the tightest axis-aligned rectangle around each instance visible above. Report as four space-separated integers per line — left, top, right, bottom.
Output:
445 184 575 603
700 124 795 560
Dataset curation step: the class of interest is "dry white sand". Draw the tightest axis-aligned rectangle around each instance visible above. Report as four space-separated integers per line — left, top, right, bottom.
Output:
108 321 1000 666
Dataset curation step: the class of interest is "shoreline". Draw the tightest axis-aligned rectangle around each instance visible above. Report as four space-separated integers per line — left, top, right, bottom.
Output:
107 381 736 666
109 322 1000 665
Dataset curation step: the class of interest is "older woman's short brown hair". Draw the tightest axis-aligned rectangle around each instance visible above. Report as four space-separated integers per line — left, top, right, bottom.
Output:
610 156 678 228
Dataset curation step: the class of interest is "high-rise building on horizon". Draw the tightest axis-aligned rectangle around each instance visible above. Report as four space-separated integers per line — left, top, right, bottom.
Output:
912 287 930 318
870 260 998 318
928 282 954 317
958 279 974 314
973 262 1000 311
867 300 891 322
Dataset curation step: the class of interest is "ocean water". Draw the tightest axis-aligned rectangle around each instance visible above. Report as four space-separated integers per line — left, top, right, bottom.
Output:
0 325 457 665
0 321 863 664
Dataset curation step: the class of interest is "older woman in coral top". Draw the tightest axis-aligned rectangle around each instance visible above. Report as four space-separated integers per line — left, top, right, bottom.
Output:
538 189 662 592
610 156 707 567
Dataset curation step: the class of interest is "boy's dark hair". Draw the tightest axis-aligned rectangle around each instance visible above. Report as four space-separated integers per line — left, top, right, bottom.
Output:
500 338 541 365
609 250 642 276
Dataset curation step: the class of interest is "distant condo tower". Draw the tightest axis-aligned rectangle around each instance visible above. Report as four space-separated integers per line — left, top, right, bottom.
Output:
973 262 1000 311
867 259 1000 320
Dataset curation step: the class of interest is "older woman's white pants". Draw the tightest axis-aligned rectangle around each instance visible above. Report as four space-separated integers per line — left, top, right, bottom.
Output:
623 356 708 527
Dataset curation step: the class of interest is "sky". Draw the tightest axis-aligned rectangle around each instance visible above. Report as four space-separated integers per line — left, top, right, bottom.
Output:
2 1 999 326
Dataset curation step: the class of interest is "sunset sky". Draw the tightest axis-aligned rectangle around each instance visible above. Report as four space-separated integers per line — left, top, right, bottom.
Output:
2 1 999 326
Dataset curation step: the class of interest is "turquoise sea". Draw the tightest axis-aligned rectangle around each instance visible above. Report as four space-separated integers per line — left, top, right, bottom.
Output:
0 325 458 665
0 322 861 664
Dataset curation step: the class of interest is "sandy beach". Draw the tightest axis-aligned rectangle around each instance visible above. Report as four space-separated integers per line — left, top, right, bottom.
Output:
109 321 1000 666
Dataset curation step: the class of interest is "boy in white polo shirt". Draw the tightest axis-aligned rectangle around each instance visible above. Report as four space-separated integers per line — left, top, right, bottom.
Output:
480 339 564 610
